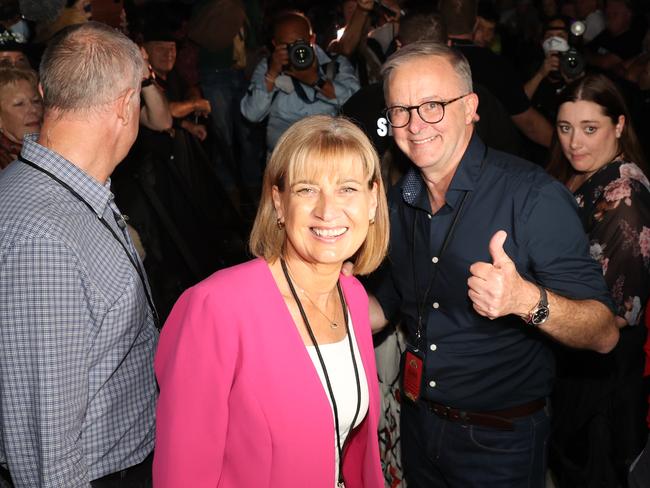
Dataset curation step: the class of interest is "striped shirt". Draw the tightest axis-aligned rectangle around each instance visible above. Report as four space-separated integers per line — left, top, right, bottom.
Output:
0 135 158 487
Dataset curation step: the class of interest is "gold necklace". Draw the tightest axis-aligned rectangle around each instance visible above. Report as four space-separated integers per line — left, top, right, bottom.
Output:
302 288 340 329
285 262 340 329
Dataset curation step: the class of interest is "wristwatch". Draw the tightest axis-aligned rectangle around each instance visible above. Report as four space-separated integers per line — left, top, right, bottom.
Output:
141 75 156 88
525 284 550 326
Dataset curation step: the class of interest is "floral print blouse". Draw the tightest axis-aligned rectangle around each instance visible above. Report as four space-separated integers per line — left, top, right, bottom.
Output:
573 160 650 326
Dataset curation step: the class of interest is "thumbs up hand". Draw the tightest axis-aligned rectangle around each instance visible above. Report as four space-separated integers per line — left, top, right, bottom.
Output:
468 230 534 320
488 230 512 267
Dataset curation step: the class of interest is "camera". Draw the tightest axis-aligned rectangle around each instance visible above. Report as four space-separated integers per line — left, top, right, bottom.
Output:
372 0 402 18
560 48 586 80
368 0 404 24
560 21 586 80
286 39 314 71
542 20 586 81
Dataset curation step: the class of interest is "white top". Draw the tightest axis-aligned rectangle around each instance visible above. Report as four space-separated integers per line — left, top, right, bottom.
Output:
306 318 369 487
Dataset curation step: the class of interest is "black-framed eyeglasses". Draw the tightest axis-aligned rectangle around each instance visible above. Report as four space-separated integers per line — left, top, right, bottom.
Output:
384 94 471 128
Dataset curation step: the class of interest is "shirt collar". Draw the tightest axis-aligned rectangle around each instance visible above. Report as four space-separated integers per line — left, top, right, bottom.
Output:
20 134 114 218
400 132 486 209
449 132 486 192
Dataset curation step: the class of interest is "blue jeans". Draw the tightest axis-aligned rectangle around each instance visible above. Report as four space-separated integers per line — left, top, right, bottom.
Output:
200 68 264 190
401 400 550 488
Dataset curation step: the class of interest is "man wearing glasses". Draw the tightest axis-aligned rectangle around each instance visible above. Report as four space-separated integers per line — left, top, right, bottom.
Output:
367 41 619 487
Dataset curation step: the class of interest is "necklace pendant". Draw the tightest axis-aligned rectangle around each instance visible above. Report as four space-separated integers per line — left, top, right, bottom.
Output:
330 321 339 329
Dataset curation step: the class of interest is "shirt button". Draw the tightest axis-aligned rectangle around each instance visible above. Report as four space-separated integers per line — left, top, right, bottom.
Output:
429 380 437 388
431 256 439 264
427 214 432 219
432 302 440 309
430 343 437 351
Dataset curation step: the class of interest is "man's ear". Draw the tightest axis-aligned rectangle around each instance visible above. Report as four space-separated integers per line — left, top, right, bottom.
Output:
464 92 479 125
117 87 137 126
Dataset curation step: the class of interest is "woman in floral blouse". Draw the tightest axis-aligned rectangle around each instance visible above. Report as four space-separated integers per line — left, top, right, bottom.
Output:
547 73 650 487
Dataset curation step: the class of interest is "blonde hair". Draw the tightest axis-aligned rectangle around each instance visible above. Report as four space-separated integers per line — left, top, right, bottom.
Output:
0 67 38 92
249 115 389 275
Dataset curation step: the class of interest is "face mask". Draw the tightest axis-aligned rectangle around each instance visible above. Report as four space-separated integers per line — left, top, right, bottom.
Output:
542 36 569 55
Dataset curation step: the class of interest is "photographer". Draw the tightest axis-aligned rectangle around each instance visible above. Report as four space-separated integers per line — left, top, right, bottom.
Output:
524 16 581 121
240 10 359 153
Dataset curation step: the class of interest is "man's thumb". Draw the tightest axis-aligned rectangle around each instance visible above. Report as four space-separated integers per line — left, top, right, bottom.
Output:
489 230 511 265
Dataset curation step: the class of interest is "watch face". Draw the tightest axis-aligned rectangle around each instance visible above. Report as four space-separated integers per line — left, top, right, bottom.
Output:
532 307 550 325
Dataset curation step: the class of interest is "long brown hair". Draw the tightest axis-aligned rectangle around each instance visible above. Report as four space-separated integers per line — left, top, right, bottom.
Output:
547 73 647 183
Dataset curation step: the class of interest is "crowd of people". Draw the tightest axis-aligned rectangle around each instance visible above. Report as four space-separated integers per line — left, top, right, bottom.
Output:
0 0 649 487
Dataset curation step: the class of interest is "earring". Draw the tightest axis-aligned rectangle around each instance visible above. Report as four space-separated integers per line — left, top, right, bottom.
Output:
369 217 375 225
277 218 285 229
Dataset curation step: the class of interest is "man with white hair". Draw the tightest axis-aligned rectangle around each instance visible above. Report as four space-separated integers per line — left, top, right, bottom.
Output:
0 22 158 487
369 41 619 487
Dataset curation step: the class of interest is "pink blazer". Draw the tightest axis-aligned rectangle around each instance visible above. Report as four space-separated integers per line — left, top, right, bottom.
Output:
153 258 384 487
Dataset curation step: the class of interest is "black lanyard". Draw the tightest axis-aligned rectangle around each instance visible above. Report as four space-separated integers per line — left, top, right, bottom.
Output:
18 156 160 329
280 258 361 488
410 145 487 350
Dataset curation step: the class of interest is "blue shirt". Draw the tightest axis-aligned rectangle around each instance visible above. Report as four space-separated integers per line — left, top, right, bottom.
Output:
373 134 613 411
240 45 360 151
0 136 158 486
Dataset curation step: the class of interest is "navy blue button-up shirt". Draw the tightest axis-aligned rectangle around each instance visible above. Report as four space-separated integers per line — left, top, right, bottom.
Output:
373 134 613 411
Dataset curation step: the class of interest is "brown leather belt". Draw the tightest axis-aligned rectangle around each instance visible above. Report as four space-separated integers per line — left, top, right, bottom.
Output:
423 398 546 431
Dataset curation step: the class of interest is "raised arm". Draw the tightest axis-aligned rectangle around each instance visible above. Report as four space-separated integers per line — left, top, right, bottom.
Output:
468 230 618 353
140 82 173 131
240 59 276 123
328 0 373 58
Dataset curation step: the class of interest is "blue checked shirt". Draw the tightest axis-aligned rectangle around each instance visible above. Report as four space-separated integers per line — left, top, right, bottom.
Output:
0 136 158 487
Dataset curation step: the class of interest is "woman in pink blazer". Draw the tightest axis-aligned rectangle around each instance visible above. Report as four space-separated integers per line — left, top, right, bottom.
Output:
153 115 390 487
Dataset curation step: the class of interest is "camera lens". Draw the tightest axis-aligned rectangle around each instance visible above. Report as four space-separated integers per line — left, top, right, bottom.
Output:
287 40 315 71
560 48 585 79
293 46 310 65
